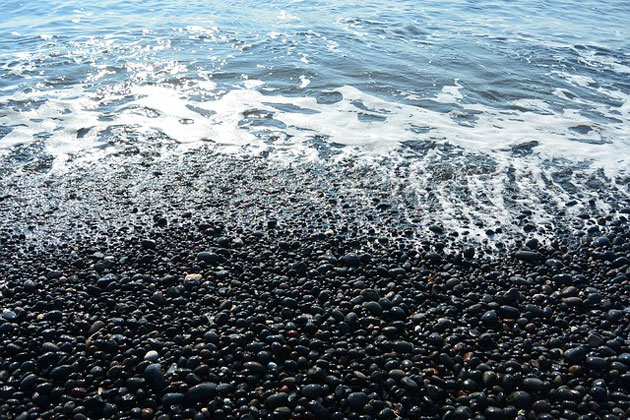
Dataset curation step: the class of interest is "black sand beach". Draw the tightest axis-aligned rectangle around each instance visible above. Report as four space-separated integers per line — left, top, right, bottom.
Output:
1 152 630 420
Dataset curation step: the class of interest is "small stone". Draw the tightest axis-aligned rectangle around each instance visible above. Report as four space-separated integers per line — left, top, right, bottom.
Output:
589 386 607 401
531 399 551 413
522 377 546 392
482 371 499 386
613 256 630 267
588 333 605 347
484 407 505 419
377 408 395 420
392 340 413 353
364 301 383 316
301 384 324 399
150 291 165 306
481 310 498 326
264 392 288 409
47 270 62 279
42 342 59 352
525 238 539 249
429 224 443 234
564 346 586 364
454 406 473 419
20 373 38 391
50 365 74 380
618 353 630 366
607 309 623 321
426 252 442 264
502 287 523 304
144 350 159 362
360 289 380 302
498 305 520 318
586 356 608 370
97 273 117 289
273 407 291 420
161 393 184 405
507 391 532 409
144 364 166 391
463 247 475 259
88 320 105 335
141 239 156 249
243 361 265 375
347 392 368 411
593 236 611 248
216 236 230 248
515 250 541 262
428 332 444 347
401 377 418 390
341 253 360 267
214 311 229 326
185 383 217 403
546 258 563 269
197 251 219 264
563 297 584 307
44 310 63 321
2 310 16 321
141 408 154 420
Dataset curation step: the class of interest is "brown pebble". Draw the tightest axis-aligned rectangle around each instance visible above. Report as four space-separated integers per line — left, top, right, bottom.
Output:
141 408 155 420
88 320 105 335
70 387 87 398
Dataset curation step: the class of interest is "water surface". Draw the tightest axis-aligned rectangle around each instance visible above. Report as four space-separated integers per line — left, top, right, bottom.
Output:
1 0 629 165
1 1 629 238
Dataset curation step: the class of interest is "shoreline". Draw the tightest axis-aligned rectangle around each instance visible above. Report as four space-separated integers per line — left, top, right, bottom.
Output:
1 154 630 419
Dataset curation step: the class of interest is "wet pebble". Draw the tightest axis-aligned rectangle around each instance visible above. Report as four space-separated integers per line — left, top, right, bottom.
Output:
515 250 541 262
364 301 383 316
301 384 324 399
564 346 586 363
341 253 360 267
185 382 217 403
347 392 368 411
144 350 159 361
265 392 289 409
144 364 166 391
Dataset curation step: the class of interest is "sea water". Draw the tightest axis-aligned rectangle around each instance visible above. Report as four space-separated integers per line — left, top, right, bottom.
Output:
1 0 629 237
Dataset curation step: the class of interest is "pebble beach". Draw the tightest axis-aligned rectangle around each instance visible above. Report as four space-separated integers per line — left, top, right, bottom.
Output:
1 154 629 419
2 0 630 418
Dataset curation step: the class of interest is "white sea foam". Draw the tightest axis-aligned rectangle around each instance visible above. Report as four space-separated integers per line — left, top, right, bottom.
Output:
435 81 463 103
299 75 310 88
579 50 630 74
567 75 596 87
1 79 629 176
551 71 596 88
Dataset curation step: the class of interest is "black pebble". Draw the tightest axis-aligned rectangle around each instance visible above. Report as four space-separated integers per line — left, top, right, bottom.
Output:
144 364 166 391
564 346 586 364
185 382 217 403
301 384 324 399
341 253 360 267
347 392 368 411
265 392 289 409
515 250 541 262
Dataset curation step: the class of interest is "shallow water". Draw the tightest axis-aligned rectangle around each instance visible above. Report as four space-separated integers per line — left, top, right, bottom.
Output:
1 1 629 240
